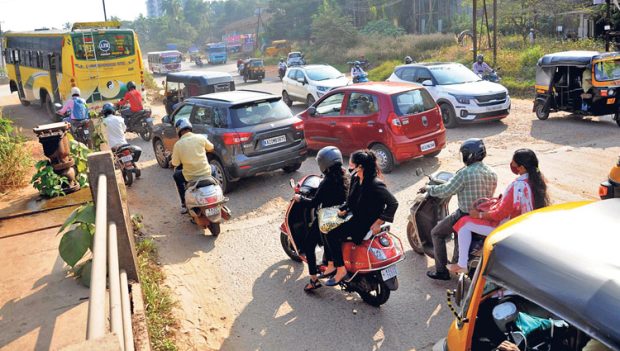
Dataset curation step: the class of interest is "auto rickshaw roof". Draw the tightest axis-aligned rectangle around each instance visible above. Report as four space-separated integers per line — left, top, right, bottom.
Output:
484 199 620 349
535 50 620 67
165 71 233 85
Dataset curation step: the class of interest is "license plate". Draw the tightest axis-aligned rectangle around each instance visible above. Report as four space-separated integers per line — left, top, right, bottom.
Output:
205 207 219 216
263 135 286 146
381 266 398 281
484 105 501 112
420 140 436 152
83 129 89 134
120 155 133 162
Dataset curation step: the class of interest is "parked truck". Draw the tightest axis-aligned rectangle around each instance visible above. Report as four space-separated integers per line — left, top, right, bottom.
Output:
206 42 227 64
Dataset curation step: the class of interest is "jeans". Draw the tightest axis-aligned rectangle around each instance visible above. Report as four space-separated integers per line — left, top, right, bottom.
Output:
431 209 466 273
173 168 187 206
304 220 330 275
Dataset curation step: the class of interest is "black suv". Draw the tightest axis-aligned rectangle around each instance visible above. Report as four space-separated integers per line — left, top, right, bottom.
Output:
152 90 307 192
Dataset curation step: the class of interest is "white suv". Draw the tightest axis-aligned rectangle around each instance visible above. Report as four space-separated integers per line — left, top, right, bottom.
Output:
282 64 349 107
387 63 511 128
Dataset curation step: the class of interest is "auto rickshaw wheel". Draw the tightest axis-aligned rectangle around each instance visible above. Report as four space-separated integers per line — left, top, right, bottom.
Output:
615 112 620 127
535 102 550 120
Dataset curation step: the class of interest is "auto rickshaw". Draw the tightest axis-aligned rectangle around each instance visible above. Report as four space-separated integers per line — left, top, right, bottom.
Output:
434 199 620 351
162 71 235 114
533 51 620 127
241 58 265 83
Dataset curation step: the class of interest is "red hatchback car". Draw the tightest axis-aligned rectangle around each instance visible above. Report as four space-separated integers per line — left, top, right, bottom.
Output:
298 82 446 172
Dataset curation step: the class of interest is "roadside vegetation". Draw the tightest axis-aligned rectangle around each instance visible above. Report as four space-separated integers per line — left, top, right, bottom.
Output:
0 110 33 194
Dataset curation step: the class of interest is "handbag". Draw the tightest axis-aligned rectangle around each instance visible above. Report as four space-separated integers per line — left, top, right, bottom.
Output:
317 206 352 234
472 195 502 212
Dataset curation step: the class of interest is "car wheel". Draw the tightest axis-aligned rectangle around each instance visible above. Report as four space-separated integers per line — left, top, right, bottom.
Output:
535 102 550 120
282 162 302 173
210 159 233 193
440 103 458 129
615 112 620 128
153 139 170 168
371 144 395 174
282 91 293 107
306 94 316 107
423 150 441 158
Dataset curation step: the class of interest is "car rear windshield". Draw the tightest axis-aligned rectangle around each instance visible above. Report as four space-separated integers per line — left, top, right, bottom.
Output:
230 99 293 127
391 89 437 116
430 64 481 85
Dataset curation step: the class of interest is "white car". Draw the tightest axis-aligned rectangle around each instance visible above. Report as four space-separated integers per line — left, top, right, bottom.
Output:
282 64 349 107
387 63 511 128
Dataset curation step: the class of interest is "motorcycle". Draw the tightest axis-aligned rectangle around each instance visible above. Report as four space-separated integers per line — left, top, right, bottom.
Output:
278 66 287 81
599 155 620 199
184 166 231 236
353 73 369 84
195 57 204 67
479 68 501 83
119 107 154 141
113 144 141 187
406 170 483 276
54 103 93 149
279 175 404 306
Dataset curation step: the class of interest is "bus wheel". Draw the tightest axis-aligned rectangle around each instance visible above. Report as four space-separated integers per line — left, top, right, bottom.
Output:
43 93 59 121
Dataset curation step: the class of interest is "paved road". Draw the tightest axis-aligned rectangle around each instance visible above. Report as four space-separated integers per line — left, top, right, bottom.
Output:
2 63 619 350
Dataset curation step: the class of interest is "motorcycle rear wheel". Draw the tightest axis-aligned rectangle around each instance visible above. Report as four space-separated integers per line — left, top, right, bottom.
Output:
122 169 134 187
406 221 425 255
280 232 302 262
358 279 390 307
139 122 153 141
208 222 221 236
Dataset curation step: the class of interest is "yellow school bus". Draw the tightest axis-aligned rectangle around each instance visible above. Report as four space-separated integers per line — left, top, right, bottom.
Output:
2 21 145 120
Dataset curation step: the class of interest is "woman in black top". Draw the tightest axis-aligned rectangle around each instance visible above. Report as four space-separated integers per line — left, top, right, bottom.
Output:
324 150 399 287
294 146 349 292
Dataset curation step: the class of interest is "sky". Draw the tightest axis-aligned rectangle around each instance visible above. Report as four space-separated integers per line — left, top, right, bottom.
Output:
0 0 147 32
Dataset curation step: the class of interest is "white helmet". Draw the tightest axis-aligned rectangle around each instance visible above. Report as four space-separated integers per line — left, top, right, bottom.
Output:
71 87 81 96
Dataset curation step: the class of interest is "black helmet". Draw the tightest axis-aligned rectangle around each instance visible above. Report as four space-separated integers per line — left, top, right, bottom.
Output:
460 138 486 165
127 81 136 90
175 118 192 137
476 54 484 62
102 103 115 116
404 56 413 64
316 146 343 174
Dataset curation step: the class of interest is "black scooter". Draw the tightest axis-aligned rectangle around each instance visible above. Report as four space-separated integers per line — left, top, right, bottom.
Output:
406 170 484 275
119 107 154 141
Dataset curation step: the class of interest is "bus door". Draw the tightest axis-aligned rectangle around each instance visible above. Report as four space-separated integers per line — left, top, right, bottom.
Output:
10 49 26 100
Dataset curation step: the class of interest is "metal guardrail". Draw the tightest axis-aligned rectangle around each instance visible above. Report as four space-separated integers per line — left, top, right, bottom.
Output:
87 174 134 351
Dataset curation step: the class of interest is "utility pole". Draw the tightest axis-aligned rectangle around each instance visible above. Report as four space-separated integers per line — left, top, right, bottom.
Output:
606 0 611 51
102 0 108 21
255 8 262 52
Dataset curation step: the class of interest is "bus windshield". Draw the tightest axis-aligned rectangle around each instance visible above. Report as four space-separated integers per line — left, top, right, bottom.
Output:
162 55 181 64
72 31 135 61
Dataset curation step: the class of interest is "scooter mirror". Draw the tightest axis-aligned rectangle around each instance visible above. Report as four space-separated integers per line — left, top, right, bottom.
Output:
289 178 295 189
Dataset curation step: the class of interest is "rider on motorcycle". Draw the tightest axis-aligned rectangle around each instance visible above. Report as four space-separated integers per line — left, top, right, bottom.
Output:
101 102 142 162
351 61 366 82
472 54 494 76
58 87 89 125
278 58 287 71
117 81 144 121
404 56 414 64
170 119 215 214
424 138 498 281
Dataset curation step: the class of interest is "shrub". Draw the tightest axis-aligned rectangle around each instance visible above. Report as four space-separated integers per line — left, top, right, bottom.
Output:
31 139 90 197
361 19 406 37
368 60 401 81
503 77 535 99
0 111 33 193
143 70 158 91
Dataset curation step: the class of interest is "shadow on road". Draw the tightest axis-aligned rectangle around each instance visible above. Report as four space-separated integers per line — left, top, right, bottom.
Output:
531 115 619 148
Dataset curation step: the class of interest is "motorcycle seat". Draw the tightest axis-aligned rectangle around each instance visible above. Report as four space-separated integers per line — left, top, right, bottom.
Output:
115 144 133 153
188 176 219 188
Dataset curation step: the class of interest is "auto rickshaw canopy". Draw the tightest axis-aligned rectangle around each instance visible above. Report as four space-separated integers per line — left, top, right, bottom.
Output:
483 199 620 350
165 70 233 86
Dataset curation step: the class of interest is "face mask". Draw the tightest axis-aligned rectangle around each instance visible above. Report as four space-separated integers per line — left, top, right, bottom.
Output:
510 163 520 175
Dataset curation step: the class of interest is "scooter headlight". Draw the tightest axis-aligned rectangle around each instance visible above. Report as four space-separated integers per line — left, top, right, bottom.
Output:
370 247 387 260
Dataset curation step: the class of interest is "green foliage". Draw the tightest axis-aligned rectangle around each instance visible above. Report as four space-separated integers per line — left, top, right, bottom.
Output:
361 19 405 37
58 203 95 272
368 60 401 81
0 111 33 193
266 0 320 42
502 77 535 99
31 161 69 197
143 70 159 90
311 3 358 53
69 139 90 188
137 238 178 351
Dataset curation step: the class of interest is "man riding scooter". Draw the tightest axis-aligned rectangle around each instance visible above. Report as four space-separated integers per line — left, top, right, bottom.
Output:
472 54 494 76
423 138 497 280
58 87 89 125
170 119 215 214
278 58 287 80
351 61 367 83
117 81 144 122
101 102 142 171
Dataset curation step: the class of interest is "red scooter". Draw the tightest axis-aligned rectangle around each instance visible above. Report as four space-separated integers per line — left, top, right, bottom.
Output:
279 175 404 306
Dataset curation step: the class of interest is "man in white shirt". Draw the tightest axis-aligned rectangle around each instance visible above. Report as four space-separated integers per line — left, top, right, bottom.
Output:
101 103 142 161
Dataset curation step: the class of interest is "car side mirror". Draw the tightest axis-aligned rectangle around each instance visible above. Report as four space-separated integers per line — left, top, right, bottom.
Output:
162 115 171 124
422 80 434 86
308 107 317 116
297 77 306 84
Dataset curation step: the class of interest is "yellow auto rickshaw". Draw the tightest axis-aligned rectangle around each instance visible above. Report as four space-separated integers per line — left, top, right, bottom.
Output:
434 199 620 351
533 51 620 127
241 58 265 83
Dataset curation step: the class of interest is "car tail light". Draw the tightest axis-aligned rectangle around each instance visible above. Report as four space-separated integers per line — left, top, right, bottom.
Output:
599 185 609 198
293 121 304 130
387 112 403 135
222 132 253 145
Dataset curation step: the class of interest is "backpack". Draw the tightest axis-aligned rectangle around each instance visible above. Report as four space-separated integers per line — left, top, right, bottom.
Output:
72 97 89 120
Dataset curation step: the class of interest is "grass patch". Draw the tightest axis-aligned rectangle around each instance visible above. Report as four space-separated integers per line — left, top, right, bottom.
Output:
368 60 401 81
137 238 178 351
143 70 158 91
0 109 33 194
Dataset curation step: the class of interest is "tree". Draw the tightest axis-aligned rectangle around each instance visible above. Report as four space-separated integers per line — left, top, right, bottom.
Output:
266 0 321 41
311 1 358 50
360 19 406 36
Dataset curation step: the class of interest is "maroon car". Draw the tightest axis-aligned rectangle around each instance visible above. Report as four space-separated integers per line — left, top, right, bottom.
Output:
298 82 446 173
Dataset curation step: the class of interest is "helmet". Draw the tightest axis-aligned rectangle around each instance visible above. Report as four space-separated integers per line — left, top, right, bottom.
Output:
316 146 343 174
102 103 115 116
460 138 486 165
477 54 484 62
404 56 413 64
175 118 192 137
71 87 81 96
280 58 284 62
127 81 136 90
354 60 361 67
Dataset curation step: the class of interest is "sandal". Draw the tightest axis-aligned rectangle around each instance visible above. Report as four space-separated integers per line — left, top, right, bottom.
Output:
318 269 336 279
303 278 322 292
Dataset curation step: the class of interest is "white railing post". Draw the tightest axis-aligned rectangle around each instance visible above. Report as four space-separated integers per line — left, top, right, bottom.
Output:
87 174 108 340
120 270 135 351
108 222 124 350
